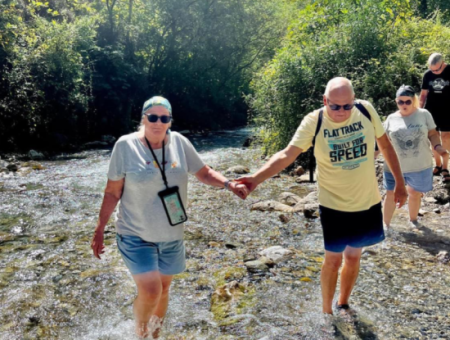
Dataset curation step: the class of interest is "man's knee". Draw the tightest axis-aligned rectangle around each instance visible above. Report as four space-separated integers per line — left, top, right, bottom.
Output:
343 253 361 267
323 255 342 272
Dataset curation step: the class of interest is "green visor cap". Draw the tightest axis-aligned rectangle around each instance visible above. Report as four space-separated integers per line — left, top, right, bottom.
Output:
142 96 172 114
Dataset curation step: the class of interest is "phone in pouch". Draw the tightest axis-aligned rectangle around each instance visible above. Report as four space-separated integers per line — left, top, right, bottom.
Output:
158 186 188 226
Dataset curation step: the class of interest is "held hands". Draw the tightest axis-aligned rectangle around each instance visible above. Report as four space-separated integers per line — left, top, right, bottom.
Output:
234 175 259 194
229 181 250 200
91 228 105 260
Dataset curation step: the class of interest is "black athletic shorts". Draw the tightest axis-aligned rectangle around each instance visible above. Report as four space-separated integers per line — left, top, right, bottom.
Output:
430 111 450 132
319 202 384 253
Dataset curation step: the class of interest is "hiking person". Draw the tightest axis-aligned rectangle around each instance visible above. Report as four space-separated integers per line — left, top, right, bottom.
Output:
383 85 449 229
237 78 407 314
420 53 450 182
91 96 249 338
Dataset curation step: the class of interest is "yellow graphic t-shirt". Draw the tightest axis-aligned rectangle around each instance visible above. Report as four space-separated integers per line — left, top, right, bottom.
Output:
289 100 385 212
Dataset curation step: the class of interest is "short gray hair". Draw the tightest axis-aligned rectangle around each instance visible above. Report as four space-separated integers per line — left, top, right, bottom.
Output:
428 53 443 66
324 77 355 97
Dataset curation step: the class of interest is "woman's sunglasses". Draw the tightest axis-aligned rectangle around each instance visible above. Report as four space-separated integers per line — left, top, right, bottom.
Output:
145 114 172 124
396 100 412 106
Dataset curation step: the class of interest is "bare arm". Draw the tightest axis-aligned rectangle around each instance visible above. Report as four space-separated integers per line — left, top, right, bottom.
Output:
377 133 407 207
91 179 124 259
236 145 303 192
195 165 249 199
419 90 428 108
429 128 449 162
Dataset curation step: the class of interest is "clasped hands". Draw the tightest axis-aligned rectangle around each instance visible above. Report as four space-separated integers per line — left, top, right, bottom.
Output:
228 175 258 200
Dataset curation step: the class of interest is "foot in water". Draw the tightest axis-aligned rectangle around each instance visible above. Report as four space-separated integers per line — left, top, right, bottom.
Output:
135 321 149 339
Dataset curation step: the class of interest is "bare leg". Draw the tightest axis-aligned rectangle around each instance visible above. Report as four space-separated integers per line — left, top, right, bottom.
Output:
132 271 163 338
338 246 362 306
383 190 396 227
321 251 343 314
151 274 173 339
407 186 422 222
441 132 450 170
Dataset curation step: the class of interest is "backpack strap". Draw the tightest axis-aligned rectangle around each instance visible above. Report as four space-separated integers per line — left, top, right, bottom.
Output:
310 109 324 182
355 101 379 150
312 109 324 147
354 101 371 122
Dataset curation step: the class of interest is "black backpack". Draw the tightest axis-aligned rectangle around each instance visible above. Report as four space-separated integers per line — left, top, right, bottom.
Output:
309 101 373 182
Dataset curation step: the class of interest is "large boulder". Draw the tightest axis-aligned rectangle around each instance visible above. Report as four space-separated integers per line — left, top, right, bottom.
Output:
28 150 45 160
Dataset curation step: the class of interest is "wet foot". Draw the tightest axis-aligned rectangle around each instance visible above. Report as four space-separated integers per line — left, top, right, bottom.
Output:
135 322 149 339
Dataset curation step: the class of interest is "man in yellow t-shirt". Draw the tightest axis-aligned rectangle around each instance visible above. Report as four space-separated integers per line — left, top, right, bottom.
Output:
238 77 407 314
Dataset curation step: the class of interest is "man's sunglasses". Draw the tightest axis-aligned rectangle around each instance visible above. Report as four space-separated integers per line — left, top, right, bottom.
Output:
145 114 172 124
396 99 412 106
430 62 444 73
328 101 355 111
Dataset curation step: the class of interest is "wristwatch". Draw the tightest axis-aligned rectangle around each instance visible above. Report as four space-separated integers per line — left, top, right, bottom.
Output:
224 180 232 191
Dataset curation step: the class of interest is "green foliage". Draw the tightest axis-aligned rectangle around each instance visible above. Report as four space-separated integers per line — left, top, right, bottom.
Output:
0 13 97 150
248 0 450 154
0 0 291 151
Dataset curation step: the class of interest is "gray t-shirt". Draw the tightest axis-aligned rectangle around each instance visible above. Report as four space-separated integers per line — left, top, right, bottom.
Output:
108 131 205 242
384 108 436 173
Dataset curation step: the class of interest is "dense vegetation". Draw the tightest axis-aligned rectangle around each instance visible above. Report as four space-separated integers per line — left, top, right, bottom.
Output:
1 0 449 152
0 0 293 151
248 0 450 154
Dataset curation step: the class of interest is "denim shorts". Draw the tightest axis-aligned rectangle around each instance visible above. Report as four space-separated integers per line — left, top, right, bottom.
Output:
383 168 433 193
116 234 186 276
319 202 384 253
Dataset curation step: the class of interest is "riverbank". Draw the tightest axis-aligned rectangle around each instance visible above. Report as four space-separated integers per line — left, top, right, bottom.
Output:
1 129 449 339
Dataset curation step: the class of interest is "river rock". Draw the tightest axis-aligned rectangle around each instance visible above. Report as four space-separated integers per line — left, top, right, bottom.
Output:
258 246 294 264
424 197 437 203
101 135 116 145
433 208 441 214
436 251 449 264
244 259 269 272
242 137 253 147
279 214 290 223
6 163 19 172
250 200 294 212
0 160 8 171
278 192 302 206
303 204 319 219
28 150 44 160
290 166 305 177
225 165 250 175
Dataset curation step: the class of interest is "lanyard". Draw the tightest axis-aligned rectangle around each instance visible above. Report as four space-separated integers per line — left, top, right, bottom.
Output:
145 137 169 189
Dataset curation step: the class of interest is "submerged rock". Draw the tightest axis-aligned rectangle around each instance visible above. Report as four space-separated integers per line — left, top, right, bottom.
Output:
278 192 302 206
436 251 449 264
244 259 270 272
225 165 250 174
259 246 294 264
291 166 305 177
250 200 294 212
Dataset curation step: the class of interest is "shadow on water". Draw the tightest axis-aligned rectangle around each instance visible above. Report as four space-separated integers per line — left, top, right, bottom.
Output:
398 226 450 256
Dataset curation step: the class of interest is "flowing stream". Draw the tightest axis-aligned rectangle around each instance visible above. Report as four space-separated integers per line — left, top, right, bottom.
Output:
1 128 449 340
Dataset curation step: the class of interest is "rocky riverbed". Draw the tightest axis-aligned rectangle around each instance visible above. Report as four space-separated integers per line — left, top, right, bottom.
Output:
0 129 449 340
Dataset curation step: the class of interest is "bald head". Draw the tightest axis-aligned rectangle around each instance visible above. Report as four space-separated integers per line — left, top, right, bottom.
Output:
324 77 355 97
323 77 356 123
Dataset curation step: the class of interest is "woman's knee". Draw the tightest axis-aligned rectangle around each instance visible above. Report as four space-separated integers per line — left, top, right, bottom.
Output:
344 253 361 267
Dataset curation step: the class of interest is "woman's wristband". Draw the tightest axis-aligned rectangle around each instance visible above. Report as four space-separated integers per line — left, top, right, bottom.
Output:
434 144 442 150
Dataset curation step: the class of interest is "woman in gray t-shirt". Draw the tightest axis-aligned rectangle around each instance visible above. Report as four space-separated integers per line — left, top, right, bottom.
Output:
90 96 249 338
382 85 449 229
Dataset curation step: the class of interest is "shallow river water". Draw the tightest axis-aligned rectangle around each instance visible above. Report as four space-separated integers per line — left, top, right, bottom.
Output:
1 128 449 340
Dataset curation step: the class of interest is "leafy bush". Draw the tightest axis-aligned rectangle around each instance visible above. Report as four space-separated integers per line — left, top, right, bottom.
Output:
248 0 450 154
